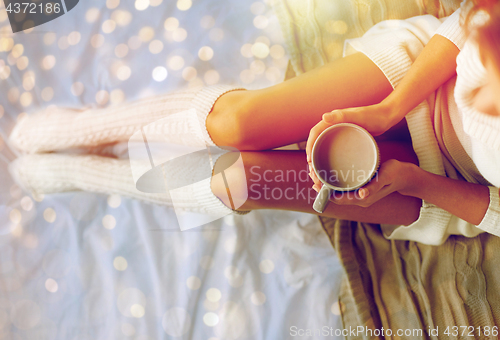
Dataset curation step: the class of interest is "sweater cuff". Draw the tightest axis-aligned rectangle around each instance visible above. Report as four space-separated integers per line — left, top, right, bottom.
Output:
383 200 452 246
434 8 467 50
475 186 500 236
191 85 246 148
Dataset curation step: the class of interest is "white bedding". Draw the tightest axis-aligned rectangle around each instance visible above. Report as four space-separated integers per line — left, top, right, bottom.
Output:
0 0 344 339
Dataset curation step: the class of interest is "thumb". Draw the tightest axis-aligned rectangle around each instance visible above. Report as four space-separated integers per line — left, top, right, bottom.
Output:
322 110 349 124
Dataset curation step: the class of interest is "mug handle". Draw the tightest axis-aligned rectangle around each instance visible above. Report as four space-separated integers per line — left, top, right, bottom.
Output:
313 184 332 213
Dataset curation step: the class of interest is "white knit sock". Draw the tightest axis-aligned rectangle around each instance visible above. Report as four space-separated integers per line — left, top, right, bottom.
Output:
9 152 248 217
8 85 245 153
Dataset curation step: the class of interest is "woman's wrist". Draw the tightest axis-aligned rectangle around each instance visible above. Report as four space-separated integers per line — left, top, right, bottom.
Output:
399 162 425 197
378 98 406 129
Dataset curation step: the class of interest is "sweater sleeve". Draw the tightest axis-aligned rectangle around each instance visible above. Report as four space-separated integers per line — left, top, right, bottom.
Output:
475 186 500 236
434 1 467 50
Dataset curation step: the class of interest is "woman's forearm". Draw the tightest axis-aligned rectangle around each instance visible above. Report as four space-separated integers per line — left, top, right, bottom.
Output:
408 164 490 225
384 34 460 124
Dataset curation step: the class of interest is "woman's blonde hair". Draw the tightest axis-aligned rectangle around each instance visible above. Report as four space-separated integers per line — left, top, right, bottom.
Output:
466 0 500 70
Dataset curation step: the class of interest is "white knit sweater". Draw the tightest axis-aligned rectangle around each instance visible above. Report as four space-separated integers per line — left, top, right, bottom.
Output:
382 2 500 244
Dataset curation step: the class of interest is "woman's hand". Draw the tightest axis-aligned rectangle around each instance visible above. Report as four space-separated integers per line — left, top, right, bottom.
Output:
306 102 399 186
328 159 418 208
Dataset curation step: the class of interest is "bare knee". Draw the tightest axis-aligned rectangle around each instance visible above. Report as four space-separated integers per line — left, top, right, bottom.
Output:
207 90 262 151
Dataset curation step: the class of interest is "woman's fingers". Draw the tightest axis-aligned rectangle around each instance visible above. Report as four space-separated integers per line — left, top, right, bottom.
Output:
306 120 332 163
323 106 390 136
322 109 349 125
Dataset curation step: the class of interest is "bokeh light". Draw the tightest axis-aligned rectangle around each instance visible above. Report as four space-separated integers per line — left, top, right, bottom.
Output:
11 44 24 58
8 87 20 103
107 194 122 207
0 64 10 79
110 89 125 104
41 87 54 101
113 256 128 271
251 1 266 15
164 17 179 31
167 55 184 70
149 40 164 54
96 90 110 105
102 215 116 229
0 37 14 51
85 7 100 23
177 0 192 11
259 259 275 273
45 278 59 293
203 312 219 327
253 15 269 29
9 208 21 224
152 66 168 81
198 46 214 61
240 43 253 58
102 20 116 34
115 43 129 58
250 60 265 74
117 65 132 81
270 44 285 59
20 91 33 107
43 208 56 223
172 28 187 42
107 0 120 9
68 31 81 45
206 288 221 302
135 0 149 11
204 69 220 85
139 26 155 42
16 56 29 70
130 304 145 318
186 276 201 290
58 36 69 50
20 196 34 211
91 34 105 48
43 33 56 46
71 82 85 96
182 66 197 81
251 291 266 305
112 10 133 26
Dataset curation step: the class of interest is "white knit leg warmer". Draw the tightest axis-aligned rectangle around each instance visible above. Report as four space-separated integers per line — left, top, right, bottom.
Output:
8 85 244 153
8 85 250 219
9 153 244 215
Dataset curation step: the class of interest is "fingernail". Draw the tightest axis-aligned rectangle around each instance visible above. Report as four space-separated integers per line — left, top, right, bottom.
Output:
359 188 368 198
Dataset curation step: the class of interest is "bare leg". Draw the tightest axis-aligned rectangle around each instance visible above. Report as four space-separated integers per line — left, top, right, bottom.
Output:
211 140 421 225
208 53 397 150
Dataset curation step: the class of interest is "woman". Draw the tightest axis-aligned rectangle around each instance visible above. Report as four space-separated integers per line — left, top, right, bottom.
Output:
9 0 500 245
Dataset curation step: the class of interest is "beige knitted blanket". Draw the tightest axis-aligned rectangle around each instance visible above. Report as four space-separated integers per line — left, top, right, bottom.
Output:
320 217 500 339
272 0 460 75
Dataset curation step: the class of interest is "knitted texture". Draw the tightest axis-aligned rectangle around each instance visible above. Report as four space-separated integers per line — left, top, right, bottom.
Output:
8 85 250 216
8 153 238 216
271 0 461 75
8 85 243 154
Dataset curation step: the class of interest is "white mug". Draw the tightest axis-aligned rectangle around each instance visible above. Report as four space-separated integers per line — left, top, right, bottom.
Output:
311 123 379 213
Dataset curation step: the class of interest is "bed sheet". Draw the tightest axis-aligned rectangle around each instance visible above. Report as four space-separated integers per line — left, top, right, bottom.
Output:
0 0 344 339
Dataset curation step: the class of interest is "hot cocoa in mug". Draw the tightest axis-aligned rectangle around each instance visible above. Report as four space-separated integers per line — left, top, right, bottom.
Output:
311 123 380 213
